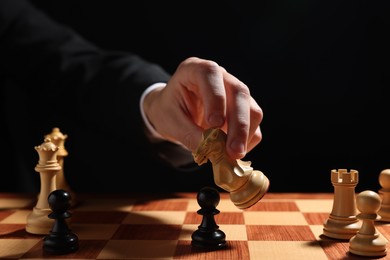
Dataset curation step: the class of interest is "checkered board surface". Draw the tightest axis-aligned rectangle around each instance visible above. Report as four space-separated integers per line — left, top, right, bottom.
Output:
1 192 390 259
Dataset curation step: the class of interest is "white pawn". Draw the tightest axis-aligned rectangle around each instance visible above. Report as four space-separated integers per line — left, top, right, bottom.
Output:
349 190 387 257
378 169 390 222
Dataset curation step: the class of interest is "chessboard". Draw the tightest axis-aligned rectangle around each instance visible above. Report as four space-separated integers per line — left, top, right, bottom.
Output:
1 192 390 259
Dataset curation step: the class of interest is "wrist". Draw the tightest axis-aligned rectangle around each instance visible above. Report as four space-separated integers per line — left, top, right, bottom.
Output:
140 83 166 141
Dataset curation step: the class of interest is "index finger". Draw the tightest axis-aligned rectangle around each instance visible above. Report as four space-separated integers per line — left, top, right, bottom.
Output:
179 57 227 128
223 70 252 158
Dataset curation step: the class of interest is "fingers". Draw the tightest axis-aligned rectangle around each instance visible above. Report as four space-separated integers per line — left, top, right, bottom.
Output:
223 71 263 159
153 58 225 151
247 98 263 152
176 57 227 129
152 57 263 158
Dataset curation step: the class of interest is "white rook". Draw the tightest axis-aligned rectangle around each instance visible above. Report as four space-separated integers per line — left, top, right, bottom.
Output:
323 169 361 239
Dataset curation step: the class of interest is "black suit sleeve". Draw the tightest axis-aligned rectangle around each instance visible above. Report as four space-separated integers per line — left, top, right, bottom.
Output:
0 0 209 193
0 0 171 143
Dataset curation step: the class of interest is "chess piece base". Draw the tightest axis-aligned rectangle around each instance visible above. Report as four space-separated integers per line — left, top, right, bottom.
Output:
378 204 390 222
43 232 79 255
26 207 54 235
230 170 270 209
349 233 387 257
323 216 361 240
191 229 226 250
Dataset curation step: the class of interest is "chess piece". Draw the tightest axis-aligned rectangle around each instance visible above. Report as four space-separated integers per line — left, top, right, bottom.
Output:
378 169 390 222
26 138 60 235
349 190 387 257
45 128 76 207
323 169 362 239
192 128 269 209
191 186 226 250
43 189 79 254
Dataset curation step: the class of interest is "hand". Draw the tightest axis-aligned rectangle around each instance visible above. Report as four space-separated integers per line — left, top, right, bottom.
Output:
143 57 263 159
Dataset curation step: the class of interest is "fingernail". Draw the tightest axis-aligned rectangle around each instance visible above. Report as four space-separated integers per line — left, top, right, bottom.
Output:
209 114 224 127
230 140 246 156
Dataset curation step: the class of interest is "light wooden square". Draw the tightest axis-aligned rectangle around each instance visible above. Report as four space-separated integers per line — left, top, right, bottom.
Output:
248 241 328 260
244 212 308 225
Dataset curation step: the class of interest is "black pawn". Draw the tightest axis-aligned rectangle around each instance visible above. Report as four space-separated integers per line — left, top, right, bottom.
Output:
191 186 226 250
43 189 79 254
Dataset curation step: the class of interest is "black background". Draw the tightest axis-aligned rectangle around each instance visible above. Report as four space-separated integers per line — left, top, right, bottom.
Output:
27 0 390 193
